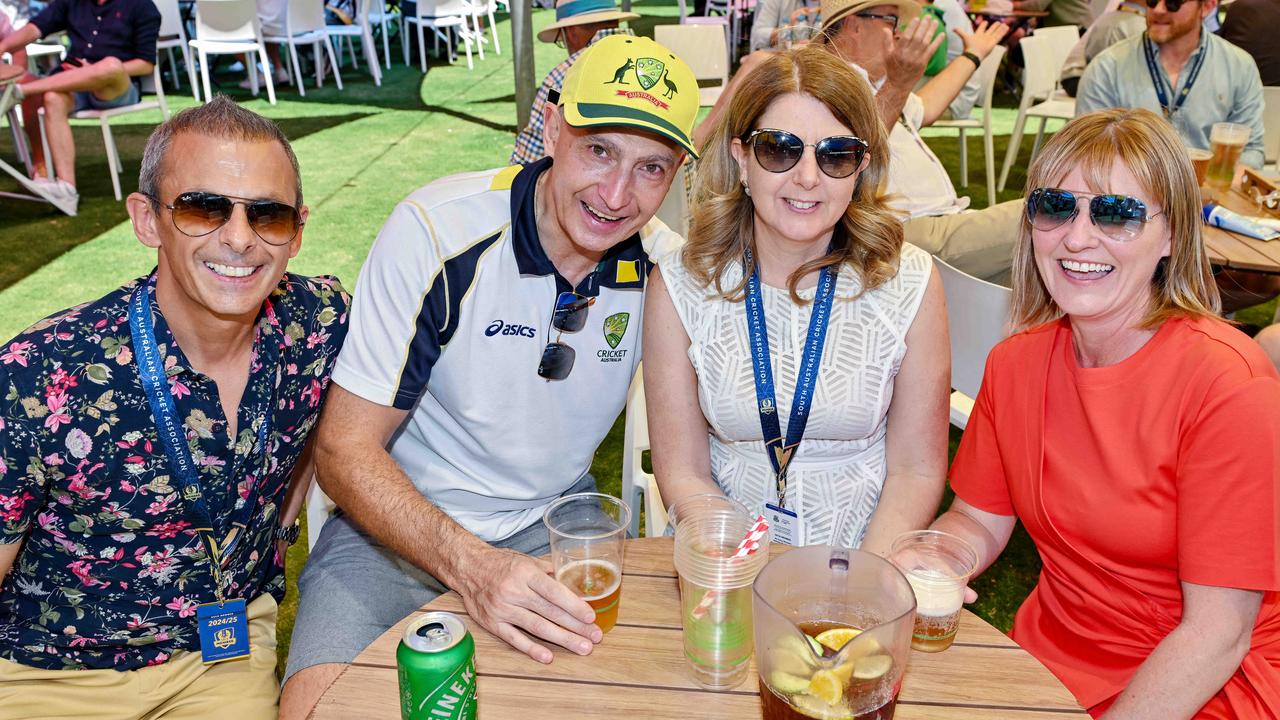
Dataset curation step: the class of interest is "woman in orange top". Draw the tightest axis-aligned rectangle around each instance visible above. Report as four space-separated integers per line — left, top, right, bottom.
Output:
932 108 1280 718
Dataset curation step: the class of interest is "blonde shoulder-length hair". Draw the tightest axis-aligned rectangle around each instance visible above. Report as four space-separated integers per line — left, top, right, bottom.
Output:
684 44 903 303
1011 108 1221 330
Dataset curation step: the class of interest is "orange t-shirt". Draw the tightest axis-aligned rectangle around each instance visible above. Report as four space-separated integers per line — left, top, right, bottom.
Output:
951 316 1280 717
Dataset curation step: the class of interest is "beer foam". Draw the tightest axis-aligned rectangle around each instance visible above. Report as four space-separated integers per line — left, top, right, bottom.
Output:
906 568 964 616
557 559 622 601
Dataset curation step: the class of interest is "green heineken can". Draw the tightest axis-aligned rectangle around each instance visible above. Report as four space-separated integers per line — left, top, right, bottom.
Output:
396 612 477 720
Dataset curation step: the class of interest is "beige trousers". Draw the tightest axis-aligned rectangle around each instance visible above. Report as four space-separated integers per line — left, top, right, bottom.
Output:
903 199 1024 285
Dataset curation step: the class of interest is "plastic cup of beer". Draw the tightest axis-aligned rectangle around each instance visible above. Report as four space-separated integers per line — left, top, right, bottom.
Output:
544 493 630 634
672 495 770 689
1206 122 1250 191
889 530 978 653
1186 146 1212 188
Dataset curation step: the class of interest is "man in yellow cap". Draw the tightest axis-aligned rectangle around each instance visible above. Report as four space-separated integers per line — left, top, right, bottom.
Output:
510 0 640 165
278 34 697 720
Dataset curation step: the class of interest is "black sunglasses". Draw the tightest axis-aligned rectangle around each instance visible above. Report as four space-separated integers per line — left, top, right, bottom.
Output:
744 129 869 179
1145 0 1192 11
149 191 303 246
1026 188 1164 241
854 11 899 26
537 291 595 380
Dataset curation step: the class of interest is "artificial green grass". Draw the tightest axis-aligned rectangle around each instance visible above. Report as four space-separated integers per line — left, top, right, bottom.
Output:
0 0 1273 680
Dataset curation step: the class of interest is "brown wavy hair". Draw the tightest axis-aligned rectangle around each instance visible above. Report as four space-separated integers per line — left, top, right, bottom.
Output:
684 44 903 303
1010 108 1221 330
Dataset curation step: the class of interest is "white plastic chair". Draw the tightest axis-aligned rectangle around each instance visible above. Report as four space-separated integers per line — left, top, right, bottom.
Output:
470 0 501 55
655 163 690 238
189 0 277 105
997 33 1075 191
367 0 401 69
621 368 669 538
263 0 344 96
933 257 1012 428
305 480 336 551
402 0 477 71
654 24 728 107
154 0 199 98
930 44 1006 204
37 64 171 201
1263 86 1279 172
682 6 731 67
328 0 383 85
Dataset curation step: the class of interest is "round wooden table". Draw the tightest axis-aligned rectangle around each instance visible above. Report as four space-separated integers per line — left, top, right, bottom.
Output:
1201 175 1280 276
311 537 1088 719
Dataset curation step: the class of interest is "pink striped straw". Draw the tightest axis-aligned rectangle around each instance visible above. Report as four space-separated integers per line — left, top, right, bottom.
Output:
690 515 770 620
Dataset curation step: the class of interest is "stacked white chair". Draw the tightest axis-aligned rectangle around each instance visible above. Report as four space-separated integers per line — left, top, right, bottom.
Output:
929 44 1007 204
367 0 401 69
402 0 477 71
654 24 728 106
621 368 669 538
1263 86 1279 172
264 0 345 96
154 0 198 98
933 257 1012 429
189 0 277 105
997 33 1075 191
328 0 383 86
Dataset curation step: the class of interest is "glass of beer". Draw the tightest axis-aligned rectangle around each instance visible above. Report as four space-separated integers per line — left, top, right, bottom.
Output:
1186 147 1212 188
889 530 978 653
544 493 630 634
1206 122 1250 191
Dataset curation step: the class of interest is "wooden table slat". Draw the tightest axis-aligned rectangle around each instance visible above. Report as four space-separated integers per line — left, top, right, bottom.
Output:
1201 186 1280 275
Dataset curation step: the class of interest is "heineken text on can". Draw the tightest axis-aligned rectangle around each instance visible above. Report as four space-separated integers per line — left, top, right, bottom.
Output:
397 612 477 720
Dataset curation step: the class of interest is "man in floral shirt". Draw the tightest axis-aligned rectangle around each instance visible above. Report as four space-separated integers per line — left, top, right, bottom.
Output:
0 96 348 719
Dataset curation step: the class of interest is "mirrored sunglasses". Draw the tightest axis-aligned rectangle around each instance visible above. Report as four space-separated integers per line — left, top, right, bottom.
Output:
1026 187 1164 242
538 291 595 381
151 191 303 246
744 129 869 180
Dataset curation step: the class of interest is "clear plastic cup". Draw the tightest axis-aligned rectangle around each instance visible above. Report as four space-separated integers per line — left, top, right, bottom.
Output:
1186 146 1212 187
672 495 770 689
544 493 630 634
1207 122 1250 190
889 530 978 653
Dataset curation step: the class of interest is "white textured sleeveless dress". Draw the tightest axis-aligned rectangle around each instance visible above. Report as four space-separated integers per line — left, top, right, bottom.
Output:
660 242 933 548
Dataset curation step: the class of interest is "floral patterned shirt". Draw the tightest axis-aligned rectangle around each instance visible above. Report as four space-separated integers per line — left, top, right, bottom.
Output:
0 272 349 670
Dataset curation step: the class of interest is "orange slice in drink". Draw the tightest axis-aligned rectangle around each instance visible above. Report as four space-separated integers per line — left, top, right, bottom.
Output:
815 627 862 653
807 669 843 705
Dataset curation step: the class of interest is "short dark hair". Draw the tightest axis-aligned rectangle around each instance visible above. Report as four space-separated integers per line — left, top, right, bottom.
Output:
138 95 303 206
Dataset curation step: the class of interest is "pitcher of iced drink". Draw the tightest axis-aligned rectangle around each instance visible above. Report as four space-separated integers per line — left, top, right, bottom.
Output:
753 547 915 720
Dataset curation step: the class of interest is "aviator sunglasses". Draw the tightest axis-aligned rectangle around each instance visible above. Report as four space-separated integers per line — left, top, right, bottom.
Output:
1026 188 1165 242
148 191 303 246
1144 0 1191 11
744 129 869 179
537 291 596 380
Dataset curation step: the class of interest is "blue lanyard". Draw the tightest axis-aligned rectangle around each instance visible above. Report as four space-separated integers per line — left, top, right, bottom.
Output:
1142 32 1207 120
743 253 837 509
128 281 270 603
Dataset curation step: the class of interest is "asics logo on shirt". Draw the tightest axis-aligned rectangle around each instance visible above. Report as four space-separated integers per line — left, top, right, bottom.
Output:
484 320 537 338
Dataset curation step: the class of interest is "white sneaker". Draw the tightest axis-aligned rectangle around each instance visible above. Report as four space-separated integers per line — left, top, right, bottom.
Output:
30 176 79 214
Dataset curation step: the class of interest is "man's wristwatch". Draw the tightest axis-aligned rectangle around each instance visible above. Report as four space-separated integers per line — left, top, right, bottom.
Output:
275 520 301 546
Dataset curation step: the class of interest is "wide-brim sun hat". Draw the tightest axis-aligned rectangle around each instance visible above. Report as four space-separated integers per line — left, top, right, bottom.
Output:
537 0 641 43
820 0 924 32
558 34 700 158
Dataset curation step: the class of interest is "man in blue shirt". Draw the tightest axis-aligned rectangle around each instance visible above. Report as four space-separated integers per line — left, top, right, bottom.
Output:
1076 0 1266 170
0 0 161 212
0 97 348 719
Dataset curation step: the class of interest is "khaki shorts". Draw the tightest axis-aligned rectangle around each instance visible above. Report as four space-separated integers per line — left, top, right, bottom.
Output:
0 594 279 720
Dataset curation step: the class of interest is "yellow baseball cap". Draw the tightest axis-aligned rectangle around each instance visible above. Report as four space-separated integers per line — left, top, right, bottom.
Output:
558 34 699 158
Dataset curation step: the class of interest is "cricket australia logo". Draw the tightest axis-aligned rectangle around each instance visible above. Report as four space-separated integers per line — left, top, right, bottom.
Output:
634 58 664 90
603 312 630 349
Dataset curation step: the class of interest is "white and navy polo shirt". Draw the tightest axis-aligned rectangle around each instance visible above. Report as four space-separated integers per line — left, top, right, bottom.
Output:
332 158 679 542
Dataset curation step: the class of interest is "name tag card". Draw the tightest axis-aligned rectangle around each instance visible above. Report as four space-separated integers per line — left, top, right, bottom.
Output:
196 599 250 664
763 502 805 546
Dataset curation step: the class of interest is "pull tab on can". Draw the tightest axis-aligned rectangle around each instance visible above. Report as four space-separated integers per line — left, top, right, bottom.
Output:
396 612 477 720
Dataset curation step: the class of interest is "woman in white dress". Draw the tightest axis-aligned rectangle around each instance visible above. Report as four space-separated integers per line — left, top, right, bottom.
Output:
644 45 949 552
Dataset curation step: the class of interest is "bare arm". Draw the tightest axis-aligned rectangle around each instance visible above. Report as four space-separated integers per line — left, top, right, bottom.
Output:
1100 583 1262 719
644 268 722 512
860 266 950 555
875 16 945 129
122 58 155 77
0 24 42 58
914 21 1009 127
275 439 314 560
929 497 1017 580
0 542 20 585
313 384 601 663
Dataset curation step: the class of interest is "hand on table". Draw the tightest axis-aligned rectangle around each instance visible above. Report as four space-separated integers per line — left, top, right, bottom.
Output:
955 20 1010 60
455 546 603 664
886 15 944 87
